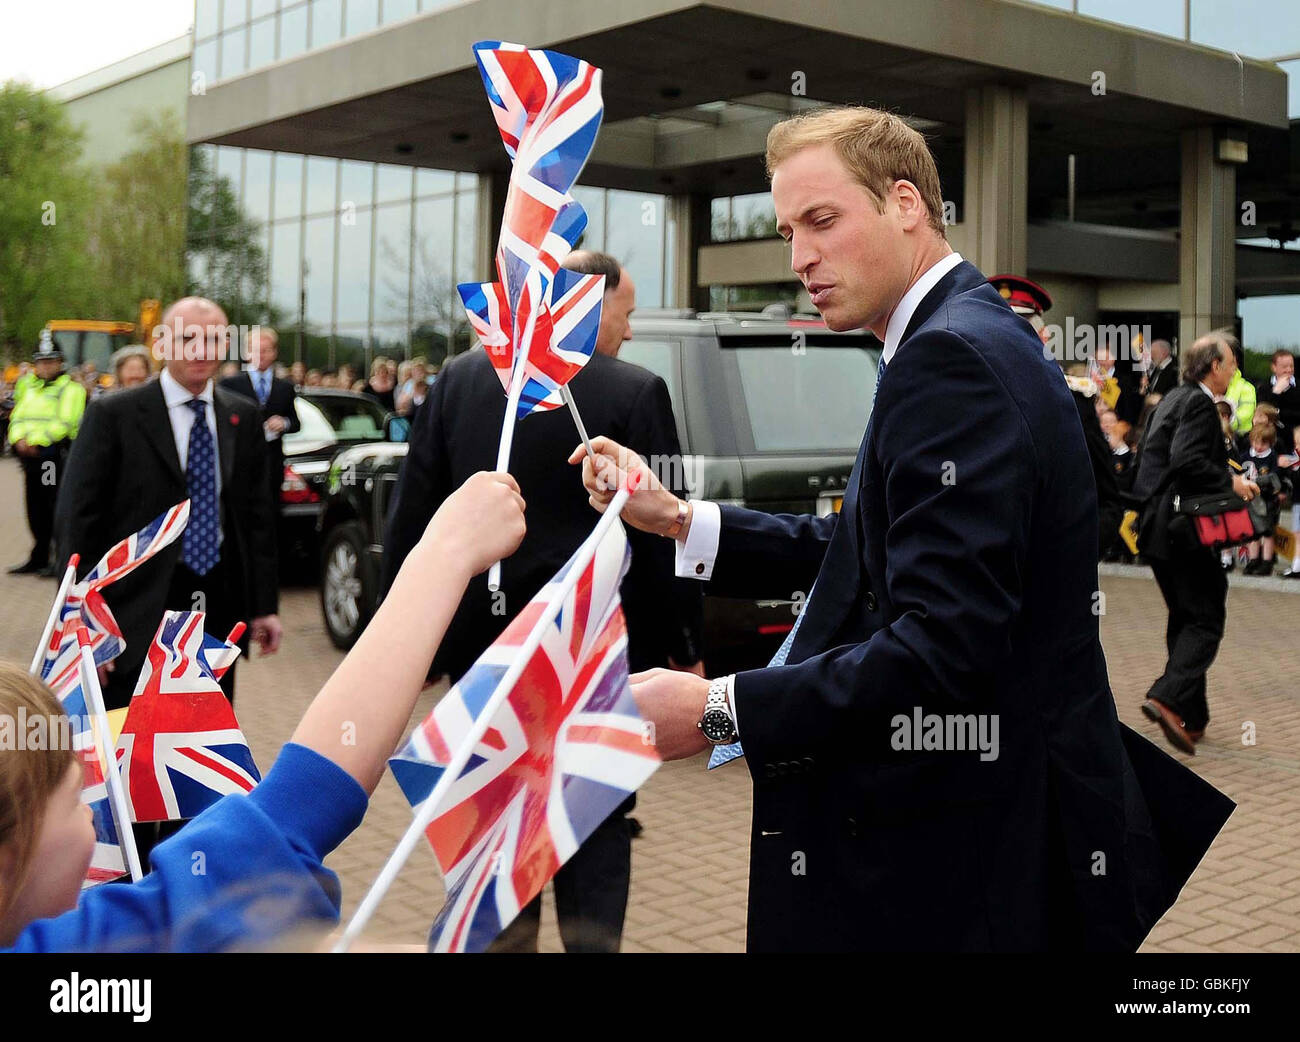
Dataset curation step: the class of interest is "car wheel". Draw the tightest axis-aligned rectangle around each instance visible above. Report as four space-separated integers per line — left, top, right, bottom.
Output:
320 521 376 650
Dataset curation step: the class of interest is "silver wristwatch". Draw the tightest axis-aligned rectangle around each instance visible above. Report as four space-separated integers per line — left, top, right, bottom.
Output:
697 675 738 745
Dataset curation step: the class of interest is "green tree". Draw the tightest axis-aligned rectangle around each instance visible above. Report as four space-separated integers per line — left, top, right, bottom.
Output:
0 83 96 359
84 112 189 324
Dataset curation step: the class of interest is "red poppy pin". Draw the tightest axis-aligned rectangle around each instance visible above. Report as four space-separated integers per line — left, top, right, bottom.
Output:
229 413 240 426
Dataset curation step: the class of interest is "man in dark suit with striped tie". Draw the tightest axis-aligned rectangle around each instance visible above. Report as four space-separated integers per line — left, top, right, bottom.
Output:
575 106 1234 952
56 297 283 709
219 326 299 513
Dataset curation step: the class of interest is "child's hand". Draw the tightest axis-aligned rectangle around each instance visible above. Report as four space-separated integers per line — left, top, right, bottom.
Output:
420 471 526 577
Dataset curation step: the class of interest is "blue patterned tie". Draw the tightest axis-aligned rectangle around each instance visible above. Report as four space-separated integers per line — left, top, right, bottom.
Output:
256 370 270 405
708 355 887 770
182 399 220 576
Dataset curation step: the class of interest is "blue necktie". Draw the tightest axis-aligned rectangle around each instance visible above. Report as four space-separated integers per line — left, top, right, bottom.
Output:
256 370 270 405
709 355 887 770
181 399 220 576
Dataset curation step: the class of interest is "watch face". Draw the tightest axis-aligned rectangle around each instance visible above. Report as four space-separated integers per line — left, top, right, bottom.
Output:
700 709 734 743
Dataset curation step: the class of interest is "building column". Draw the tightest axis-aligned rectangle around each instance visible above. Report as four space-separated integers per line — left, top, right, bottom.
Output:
1179 126 1237 347
963 85 1028 276
475 168 509 281
668 192 712 312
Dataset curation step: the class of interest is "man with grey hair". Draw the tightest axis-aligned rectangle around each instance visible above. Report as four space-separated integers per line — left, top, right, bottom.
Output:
57 296 283 712
1146 339 1177 398
1131 332 1259 754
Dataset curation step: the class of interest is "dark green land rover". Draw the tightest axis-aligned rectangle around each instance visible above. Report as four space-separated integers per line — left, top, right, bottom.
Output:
317 310 881 674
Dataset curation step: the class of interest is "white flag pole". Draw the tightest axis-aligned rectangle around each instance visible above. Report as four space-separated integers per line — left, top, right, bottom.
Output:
29 553 80 675
75 624 144 883
487 276 543 592
560 384 596 461
333 477 638 953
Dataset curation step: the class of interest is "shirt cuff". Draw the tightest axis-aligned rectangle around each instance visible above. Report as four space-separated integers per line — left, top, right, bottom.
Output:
675 500 721 580
724 673 740 741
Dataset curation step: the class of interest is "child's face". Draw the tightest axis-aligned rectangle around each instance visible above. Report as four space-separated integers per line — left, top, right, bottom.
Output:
1252 438 1270 455
3 762 95 933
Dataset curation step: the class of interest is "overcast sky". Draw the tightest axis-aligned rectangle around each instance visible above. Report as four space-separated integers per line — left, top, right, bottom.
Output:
0 0 193 89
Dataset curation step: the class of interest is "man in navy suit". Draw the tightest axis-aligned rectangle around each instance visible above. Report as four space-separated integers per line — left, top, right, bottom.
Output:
574 106 1233 951
219 326 299 513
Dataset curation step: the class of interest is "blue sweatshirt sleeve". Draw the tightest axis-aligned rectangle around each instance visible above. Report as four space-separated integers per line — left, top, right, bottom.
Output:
5 743 368 953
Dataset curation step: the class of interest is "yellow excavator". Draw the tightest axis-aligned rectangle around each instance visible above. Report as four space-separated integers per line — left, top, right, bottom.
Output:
37 300 162 386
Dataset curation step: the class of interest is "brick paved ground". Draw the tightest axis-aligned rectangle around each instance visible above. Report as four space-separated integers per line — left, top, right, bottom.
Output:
1 456 1295 952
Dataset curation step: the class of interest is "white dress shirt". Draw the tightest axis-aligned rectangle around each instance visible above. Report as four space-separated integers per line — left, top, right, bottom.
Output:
676 251 965 581
160 368 223 541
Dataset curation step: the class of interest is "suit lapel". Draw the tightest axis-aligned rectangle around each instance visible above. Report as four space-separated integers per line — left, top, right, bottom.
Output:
214 387 238 487
900 260 988 346
138 380 184 484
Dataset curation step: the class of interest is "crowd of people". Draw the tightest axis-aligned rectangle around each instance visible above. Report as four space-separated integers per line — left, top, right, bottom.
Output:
1082 338 1299 576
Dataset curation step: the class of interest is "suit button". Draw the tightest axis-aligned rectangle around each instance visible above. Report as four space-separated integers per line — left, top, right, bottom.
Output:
765 763 776 779
802 757 815 772
846 816 858 836
776 761 788 776
864 592 877 612
695 562 705 575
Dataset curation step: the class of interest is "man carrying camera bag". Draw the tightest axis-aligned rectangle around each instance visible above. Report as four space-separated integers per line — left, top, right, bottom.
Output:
1131 331 1260 755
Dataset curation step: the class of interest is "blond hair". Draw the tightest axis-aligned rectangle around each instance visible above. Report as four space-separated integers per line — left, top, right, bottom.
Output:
766 106 947 237
0 663 77 924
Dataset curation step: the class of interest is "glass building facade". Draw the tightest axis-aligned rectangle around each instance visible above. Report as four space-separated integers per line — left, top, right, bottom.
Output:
190 1 676 369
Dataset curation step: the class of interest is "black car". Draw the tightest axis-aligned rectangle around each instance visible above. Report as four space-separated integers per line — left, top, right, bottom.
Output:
317 312 880 673
278 388 408 571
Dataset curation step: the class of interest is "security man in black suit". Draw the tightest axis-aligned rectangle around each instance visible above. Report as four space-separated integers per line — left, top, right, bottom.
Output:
55 297 283 710
218 326 299 511
383 250 703 953
1132 332 1260 755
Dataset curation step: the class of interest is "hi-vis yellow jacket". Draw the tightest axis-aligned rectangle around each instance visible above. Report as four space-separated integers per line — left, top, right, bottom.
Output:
7 373 86 448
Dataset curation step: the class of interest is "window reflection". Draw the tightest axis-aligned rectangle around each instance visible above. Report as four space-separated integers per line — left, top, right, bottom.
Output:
248 16 276 67
243 151 273 224
340 160 375 210
345 0 379 35
382 0 419 24
374 202 411 325
337 209 373 323
196 0 220 39
303 215 337 333
305 156 338 215
310 0 342 48
279 2 308 59
605 189 665 308
270 220 303 317
219 26 247 79
273 153 304 222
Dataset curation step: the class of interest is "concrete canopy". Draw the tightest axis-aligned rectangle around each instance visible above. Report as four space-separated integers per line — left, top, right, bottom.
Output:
188 0 1289 204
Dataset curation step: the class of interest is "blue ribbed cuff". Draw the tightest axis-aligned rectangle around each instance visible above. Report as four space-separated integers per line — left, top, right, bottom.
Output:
247 743 368 861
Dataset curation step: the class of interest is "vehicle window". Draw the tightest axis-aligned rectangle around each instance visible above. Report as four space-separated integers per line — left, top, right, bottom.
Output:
302 395 386 441
731 344 876 452
616 338 683 431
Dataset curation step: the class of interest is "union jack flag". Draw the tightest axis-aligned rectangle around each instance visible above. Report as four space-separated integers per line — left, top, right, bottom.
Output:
57 678 127 888
457 41 606 422
115 612 259 823
39 501 190 698
389 516 659 952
